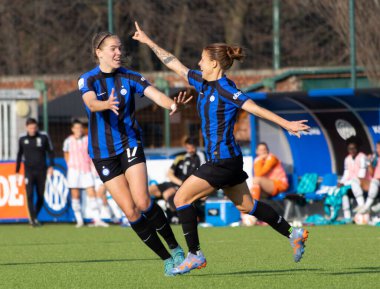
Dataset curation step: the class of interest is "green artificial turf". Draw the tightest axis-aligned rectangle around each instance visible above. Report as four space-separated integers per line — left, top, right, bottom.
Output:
0 224 379 289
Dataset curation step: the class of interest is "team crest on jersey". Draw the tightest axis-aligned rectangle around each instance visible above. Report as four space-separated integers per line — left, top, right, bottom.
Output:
24 139 29 144
233 91 242 100
36 137 42 147
120 88 128 95
78 78 84 89
210 95 215 102
102 166 110 176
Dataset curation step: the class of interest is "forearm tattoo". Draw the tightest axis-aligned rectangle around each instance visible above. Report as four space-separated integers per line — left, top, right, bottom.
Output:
151 45 176 65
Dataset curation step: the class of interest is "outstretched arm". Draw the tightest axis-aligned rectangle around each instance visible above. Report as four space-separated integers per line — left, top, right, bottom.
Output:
242 99 310 137
133 22 189 81
144 86 192 116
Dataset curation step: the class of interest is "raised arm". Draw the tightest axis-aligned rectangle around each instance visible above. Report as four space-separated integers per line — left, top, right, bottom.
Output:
133 22 189 81
242 99 310 137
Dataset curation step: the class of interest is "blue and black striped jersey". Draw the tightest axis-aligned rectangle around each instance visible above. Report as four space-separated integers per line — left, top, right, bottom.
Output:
188 70 249 161
78 66 151 159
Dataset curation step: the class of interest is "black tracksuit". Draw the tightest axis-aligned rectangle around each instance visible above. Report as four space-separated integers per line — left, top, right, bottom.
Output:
16 131 54 222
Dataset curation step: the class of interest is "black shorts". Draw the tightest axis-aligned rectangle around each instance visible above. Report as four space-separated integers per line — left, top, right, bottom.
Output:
92 147 146 182
156 182 179 194
193 155 248 189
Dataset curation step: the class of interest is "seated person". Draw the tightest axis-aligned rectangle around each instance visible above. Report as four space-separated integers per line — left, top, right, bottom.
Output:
149 137 205 216
251 142 289 200
337 137 370 217
358 141 380 213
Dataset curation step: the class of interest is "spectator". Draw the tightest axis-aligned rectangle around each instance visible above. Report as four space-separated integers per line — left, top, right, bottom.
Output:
63 119 108 227
251 142 289 200
149 137 205 220
338 137 371 218
358 141 380 213
15 118 54 227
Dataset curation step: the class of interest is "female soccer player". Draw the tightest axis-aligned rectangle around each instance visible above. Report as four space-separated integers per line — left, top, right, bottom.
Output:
63 119 108 228
78 31 190 276
133 22 310 275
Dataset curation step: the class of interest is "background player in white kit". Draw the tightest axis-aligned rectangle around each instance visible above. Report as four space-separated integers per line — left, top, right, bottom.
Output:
63 119 109 227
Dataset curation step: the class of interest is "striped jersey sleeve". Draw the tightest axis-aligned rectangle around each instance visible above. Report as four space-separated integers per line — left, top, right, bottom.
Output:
127 71 151 97
187 70 203 92
218 80 250 108
78 74 95 96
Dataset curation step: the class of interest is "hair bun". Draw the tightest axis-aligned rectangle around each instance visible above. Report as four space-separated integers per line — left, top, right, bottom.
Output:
227 46 244 61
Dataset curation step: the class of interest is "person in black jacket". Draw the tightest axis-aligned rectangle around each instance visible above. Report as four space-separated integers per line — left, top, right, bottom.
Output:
16 118 54 226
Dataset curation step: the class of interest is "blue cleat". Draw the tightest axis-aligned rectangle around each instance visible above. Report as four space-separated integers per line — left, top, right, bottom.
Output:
171 246 185 267
289 227 309 262
164 257 175 277
171 250 207 275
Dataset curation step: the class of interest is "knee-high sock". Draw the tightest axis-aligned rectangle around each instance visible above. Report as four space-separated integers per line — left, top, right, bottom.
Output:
249 200 293 238
364 179 380 209
342 195 351 219
143 202 178 249
177 204 199 254
72 198 83 224
130 215 171 260
88 196 101 222
351 178 365 207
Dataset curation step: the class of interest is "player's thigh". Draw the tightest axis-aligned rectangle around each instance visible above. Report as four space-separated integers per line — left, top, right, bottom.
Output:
104 175 139 221
174 175 215 207
124 162 150 211
224 182 254 214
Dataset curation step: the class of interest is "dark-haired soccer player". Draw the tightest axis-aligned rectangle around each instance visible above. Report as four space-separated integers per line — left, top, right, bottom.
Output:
134 22 310 275
78 31 191 276
16 118 54 227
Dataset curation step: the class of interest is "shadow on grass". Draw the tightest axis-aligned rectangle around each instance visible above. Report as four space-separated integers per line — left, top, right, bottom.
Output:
323 266 380 276
189 268 322 277
1 240 126 247
0 258 157 266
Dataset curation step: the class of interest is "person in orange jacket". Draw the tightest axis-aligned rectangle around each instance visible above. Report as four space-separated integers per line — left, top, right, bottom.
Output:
251 142 289 200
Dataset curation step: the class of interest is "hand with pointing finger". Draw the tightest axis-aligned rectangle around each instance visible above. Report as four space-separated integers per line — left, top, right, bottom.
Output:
132 21 152 45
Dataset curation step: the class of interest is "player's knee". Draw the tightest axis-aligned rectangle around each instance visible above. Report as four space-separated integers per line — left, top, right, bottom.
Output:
135 198 151 212
124 208 140 222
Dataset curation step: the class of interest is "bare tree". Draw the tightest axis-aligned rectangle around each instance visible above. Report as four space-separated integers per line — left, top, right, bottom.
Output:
306 0 380 82
0 0 355 76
